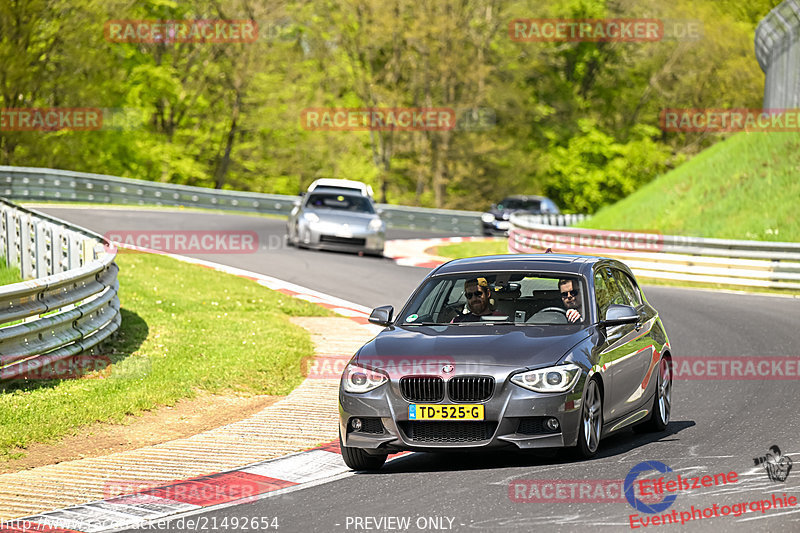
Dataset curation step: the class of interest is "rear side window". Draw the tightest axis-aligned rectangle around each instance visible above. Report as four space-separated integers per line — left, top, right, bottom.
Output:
611 269 642 306
594 271 613 318
600 267 637 308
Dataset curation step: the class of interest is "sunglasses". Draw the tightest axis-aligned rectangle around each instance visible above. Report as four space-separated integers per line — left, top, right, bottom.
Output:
560 290 579 298
465 289 485 299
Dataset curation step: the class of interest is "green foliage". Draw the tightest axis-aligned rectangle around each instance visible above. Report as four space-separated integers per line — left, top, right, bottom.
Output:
0 0 780 213
543 120 673 213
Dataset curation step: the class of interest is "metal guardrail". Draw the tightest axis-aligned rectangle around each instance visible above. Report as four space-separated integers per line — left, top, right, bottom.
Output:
508 214 800 290
0 198 120 380
0 166 485 234
755 0 800 108
507 213 590 227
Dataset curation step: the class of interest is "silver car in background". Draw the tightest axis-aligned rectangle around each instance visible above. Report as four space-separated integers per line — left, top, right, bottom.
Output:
287 187 385 255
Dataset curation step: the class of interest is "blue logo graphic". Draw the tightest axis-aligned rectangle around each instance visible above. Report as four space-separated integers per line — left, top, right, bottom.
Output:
624 460 677 514
409 405 417 420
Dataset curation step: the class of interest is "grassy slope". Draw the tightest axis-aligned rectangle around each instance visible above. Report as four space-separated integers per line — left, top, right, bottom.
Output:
0 251 332 459
580 132 800 241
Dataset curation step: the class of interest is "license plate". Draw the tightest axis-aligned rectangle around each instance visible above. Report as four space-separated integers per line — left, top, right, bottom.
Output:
408 404 484 421
497 221 510 230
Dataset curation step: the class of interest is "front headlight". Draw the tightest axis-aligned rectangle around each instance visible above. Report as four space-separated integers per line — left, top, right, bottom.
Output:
511 363 581 393
303 212 320 223
481 213 495 223
368 218 384 232
342 363 388 393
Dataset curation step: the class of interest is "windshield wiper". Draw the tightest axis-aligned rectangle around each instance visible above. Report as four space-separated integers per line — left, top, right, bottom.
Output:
403 322 447 326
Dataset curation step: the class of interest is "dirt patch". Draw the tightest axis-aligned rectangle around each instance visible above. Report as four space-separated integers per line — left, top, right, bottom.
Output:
0 393 281 474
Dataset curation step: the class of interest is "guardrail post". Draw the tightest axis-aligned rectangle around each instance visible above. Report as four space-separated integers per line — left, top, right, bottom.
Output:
19 213 33 279
6 210 19 270
68 233 82 269
35 220 51 277
0 209 8 267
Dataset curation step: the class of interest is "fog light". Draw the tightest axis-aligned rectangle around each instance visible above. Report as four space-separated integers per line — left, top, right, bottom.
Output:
546 417 560 431
350 418 362 431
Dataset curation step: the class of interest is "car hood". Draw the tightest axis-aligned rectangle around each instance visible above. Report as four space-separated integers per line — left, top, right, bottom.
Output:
355 325 590 371
305 209 378 226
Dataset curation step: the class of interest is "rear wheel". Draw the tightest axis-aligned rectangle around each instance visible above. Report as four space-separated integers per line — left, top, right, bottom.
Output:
636 357 671 432
576 378 602 458
339 430 387 471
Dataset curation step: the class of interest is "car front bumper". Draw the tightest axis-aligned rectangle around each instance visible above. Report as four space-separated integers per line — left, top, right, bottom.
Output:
301 222 385 254
339 369 587 453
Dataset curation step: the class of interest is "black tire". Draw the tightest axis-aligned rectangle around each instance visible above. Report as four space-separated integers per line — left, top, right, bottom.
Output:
576 377 602 458
636 357 671 433
340 430 387 471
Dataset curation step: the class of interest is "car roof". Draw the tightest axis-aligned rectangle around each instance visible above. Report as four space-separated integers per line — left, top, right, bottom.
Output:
431 254 606 276
308 178 374 196
306 186 370 198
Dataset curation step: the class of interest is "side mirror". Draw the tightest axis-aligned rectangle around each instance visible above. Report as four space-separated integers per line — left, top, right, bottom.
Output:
368 305 394 326
601 304 638 327
292 199 301 208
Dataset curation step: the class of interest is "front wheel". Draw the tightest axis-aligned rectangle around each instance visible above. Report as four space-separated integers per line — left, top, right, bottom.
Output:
340 430 387 471
576 378 602 458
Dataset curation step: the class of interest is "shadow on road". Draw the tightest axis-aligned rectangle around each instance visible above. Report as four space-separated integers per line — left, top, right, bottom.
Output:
366 420 696 474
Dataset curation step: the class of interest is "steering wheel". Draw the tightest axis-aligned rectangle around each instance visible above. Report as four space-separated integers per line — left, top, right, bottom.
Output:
537 307 567 315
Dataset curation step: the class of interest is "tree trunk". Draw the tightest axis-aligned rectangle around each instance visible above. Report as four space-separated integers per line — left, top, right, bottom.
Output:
214 88 242 189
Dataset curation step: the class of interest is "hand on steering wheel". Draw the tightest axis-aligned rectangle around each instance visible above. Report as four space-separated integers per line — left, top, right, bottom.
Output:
537 307 581 323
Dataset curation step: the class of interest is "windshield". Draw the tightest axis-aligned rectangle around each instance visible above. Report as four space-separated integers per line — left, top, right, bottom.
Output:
499 198 541 211
400 272 587 326
305 192 375 213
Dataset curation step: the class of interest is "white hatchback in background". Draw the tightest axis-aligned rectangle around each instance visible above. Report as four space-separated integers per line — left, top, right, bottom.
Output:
307 178 374 198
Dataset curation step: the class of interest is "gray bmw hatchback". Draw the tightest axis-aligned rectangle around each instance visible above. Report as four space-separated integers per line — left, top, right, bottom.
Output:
338 254 673 470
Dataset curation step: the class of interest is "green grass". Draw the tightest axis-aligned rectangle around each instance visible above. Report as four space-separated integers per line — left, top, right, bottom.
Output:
0 251 333 460
433 240 509 259
0 261 22 285
579 132 800 242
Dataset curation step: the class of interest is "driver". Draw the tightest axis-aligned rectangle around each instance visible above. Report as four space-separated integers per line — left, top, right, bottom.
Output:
451 277 500 323
558 279 582 323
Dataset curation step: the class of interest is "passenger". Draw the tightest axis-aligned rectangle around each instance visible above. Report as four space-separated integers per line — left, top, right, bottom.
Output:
451 277 499 323
558 278 582 323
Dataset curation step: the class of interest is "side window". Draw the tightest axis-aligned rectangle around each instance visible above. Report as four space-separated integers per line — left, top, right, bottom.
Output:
600 268 624 306
594 271 613 318
612 269 641 306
